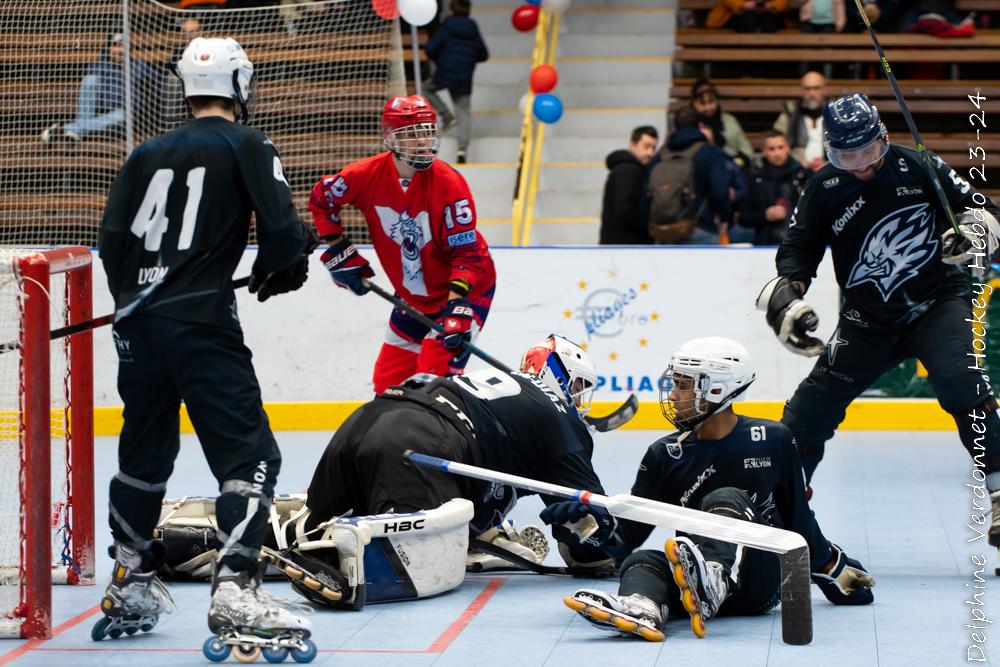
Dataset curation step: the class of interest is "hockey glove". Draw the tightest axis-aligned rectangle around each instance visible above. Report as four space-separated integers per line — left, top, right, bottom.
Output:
941 209 1000 266
540 501 618 547
756 276 824 357
249 254 310 303
320 238 374 295
811 543 875 605
439 297 475 351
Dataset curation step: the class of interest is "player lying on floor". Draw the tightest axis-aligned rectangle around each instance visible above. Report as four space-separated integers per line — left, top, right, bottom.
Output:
154 335 630 608
564 337 874 642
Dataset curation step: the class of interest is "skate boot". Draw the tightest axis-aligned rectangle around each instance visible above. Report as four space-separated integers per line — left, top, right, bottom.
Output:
203 571 316 663
261 545 346 606
468 519 550 572
665 537 730 638
91 543 175 641
564 589 665 642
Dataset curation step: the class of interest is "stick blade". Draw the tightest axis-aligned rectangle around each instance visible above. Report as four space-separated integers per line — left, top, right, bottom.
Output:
585 393 639 432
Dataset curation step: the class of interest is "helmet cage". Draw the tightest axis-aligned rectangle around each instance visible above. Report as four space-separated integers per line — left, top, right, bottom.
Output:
384 123 439 171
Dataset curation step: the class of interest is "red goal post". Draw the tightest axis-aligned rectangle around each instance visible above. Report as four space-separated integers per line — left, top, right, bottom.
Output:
0 247 94 640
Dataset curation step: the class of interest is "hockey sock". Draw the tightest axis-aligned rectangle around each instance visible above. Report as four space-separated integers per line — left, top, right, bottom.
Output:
619 551 672 609
955 398 1000 476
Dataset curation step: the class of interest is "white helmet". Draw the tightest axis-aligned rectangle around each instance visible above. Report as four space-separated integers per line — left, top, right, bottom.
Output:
520 334 598 416
660 337 756 431
176 37 255 123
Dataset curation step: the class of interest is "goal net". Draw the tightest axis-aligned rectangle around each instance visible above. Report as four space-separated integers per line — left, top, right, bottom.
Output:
0 247 94 640
0 0 404 247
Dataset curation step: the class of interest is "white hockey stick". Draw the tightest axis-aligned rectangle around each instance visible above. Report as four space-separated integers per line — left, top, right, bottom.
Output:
404 450 813 645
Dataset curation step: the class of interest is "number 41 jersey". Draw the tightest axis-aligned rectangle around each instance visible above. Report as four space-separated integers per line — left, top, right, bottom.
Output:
99 116 309 329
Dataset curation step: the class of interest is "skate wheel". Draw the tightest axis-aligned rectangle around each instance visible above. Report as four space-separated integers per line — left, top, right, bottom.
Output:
681 588 697 614
234 643 262 663
263 646 289 663
284 565 304 579
203 636 232 663
140 622 155 633
91 617 111 642
302 576 322 591
125 626 138 636
612 616 638 633
691 612 707 639
665 539 680 563
290 639 317 663
563 597 587 613
638 626 665 642
672 563 688 588
585 606 612 623
108 628 123 639
320 587 341 601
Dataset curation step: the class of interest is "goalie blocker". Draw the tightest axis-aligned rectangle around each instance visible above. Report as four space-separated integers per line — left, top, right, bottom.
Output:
155 495 473 609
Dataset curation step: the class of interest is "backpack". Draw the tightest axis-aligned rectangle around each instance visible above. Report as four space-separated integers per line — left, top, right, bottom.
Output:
646 141 705 243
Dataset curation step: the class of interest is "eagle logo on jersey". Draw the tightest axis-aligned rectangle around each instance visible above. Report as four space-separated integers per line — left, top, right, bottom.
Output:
375 205 432 296
844 203 938 301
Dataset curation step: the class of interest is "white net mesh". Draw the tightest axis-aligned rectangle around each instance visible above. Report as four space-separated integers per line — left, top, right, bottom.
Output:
0 0 403 246
0 249 70 635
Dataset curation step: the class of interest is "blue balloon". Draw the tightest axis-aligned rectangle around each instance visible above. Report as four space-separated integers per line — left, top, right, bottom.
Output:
526 0 542 4
532 93 563 124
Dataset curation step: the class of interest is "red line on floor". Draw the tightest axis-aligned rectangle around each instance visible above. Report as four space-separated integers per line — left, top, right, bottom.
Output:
4 577 505 660
426 577 504 653
0 605 100 666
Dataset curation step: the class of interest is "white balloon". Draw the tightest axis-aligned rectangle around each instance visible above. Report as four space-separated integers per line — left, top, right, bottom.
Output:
542 0 571 14
399 0 437 26
518 93 530 115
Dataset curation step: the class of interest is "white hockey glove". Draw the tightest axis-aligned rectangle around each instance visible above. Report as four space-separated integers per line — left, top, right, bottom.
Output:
941 209 1000 266
756 277 824 357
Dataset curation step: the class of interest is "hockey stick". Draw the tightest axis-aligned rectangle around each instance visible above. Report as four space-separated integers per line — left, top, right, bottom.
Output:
365 281 639 432
403 449 813 645
0 275 252 355
853 0 960 234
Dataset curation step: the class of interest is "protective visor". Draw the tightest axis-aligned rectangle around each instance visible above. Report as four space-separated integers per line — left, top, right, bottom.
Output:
826 135 888 171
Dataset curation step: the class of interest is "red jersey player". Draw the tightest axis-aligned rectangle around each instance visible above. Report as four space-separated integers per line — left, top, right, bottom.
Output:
310 95 496 394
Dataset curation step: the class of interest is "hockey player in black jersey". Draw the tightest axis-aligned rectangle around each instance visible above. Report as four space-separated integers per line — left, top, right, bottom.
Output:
260 335 627 608
756 94 1000 548
565 337 874 641
95 37 315 656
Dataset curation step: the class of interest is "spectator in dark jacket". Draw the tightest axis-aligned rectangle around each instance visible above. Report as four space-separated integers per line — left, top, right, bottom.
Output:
599 125 658 245
740 130 809 245
423 0 489 164
641 107 735 245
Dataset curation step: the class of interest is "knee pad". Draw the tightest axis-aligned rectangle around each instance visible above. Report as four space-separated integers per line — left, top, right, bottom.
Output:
620 549 670 581
281 498 474 610
700 487 756 521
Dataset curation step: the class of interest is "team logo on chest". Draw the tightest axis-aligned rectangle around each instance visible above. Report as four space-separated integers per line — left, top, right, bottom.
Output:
844 203 938 301
375 205 432 296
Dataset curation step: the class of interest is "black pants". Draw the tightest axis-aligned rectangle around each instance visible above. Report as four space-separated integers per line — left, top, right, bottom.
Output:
305 398 474 528
618 488 782 617
783 295 1000 482
109 316 280 574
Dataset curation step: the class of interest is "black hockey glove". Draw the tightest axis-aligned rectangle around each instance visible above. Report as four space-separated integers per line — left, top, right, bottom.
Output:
540 501 617 548
249 253 309 302
941 210 1000 267
755 276 824 357
811 544 875 605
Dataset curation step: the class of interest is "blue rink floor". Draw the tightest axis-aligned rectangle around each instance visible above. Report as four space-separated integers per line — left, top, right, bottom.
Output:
0 429 997 666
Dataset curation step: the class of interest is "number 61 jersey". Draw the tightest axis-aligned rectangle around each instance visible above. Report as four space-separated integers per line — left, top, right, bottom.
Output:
309 152 496 314
99 116 310 328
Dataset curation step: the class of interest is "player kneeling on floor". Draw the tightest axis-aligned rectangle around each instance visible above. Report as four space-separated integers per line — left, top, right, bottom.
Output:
565 337 874 642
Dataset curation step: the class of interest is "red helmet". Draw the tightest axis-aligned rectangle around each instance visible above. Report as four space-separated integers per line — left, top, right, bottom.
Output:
381 95 437 134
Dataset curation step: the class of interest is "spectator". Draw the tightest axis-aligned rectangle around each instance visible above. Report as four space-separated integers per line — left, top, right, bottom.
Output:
843 0 901 32
799 0 846 32
642 106 735 245
705 0 789 32
423 0 489 164
773 71 827 171
740 130 809 245
690 80 754 166
902 0 974 36
41 32 154 143
599 125 658 245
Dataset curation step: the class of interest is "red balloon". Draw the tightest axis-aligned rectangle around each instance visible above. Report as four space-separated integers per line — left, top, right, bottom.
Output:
371 0 399 20
530 64 558 93
511 5 540 32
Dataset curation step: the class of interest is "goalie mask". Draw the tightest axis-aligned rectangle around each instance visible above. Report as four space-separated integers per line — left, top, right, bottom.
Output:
660 337 755 432
382 95 439 171
177 37 256 124
520 334 598 416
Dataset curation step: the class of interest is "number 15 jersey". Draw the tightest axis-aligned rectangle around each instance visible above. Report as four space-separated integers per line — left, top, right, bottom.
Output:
309 152 496 313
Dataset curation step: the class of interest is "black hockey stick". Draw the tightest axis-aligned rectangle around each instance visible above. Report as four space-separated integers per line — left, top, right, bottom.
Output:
0 276 252 355
468 538 617 578
365 281 639 432
853 0 960 234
